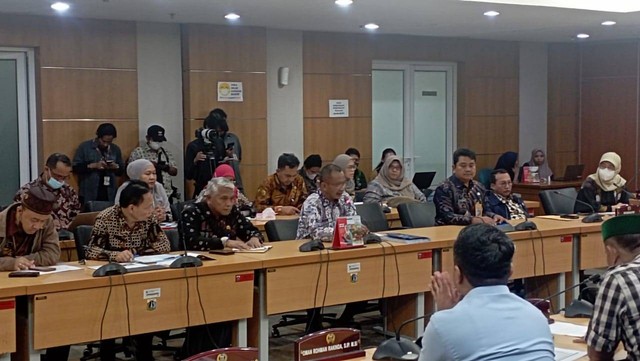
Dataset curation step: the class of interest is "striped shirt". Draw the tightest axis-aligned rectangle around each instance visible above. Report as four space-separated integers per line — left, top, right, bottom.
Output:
587 254 640 359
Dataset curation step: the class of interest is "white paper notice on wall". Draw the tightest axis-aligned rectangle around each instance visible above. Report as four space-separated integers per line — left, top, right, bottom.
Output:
329 99 349 118
217 81 243 102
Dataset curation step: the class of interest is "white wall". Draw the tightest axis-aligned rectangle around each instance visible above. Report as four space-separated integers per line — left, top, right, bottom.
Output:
266 29 304 173
519 42 548 163
136 22 185 199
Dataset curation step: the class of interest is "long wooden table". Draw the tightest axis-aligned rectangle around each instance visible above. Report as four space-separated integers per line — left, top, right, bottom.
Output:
7 254 262 361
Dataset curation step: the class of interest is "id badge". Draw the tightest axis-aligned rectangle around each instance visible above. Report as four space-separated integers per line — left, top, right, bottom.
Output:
103 176 110 186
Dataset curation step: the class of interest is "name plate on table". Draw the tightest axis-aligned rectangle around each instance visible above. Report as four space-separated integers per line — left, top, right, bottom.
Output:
295 328 365 361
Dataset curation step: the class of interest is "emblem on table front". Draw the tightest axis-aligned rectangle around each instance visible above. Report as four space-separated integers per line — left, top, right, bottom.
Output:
216 354 228 361
326 332 336 345
146 299 157 311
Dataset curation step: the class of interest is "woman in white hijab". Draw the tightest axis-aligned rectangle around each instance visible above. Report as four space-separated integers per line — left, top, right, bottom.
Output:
575 152 630 213
115 159 172 221
363 155 426 204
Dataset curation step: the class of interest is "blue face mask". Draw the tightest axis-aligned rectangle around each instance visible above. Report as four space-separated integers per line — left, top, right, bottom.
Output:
47 169 64 190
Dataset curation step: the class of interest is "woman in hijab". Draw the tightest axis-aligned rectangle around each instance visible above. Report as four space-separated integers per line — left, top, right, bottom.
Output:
363 155 426 204
575 152 630 213
494 151 519 182
332 154 357 196
374 148 397 174
115 159 171 221
519 149 553 182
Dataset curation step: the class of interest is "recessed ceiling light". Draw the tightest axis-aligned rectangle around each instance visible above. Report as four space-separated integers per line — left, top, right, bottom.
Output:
601 20 616 26
364 23 379 30
51 2 70 11
576 33 590 39
224 13 240 20
484 10 500 16
335 0 353 6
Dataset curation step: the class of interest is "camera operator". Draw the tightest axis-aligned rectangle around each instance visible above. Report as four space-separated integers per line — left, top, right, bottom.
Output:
208 108 244 193
185 113 227 198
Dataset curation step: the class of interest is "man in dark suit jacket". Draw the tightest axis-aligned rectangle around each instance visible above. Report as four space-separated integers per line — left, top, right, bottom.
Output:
484 169 528 221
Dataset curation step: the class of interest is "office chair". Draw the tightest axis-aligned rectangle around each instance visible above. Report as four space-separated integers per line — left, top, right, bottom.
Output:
539 187 578 215
397 202 436 228
73 225 94 262
83 200 114 213
477 168 493 189
183 347 259 361
354 203 391 232
265 219 337 337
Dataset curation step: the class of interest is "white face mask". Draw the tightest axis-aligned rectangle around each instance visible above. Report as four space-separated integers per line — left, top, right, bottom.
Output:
149 141 161 151
598 168 616 182
306 171 318 180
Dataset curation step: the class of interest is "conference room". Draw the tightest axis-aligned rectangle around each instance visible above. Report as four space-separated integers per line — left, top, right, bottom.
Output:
1 0 640 360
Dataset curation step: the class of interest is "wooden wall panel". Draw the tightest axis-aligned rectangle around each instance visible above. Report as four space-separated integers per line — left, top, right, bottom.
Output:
581 42 638 78
304 117 372 163
42 120 139 189
465 78 518 116
182 24 268 199
303 74 372 117
303 32 374 74
580 77 638 181
41 69 137 119
184 24 266 71
188 72 267 120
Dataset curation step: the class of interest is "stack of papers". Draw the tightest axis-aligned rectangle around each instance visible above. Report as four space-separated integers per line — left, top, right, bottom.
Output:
232 245 273 253
549 322 588 337
554 347 587 361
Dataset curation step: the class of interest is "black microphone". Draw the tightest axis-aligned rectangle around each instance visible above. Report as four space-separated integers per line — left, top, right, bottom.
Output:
552 190 603 223
372 313 433 360
531 273 601 318
169 230 203 269
93 249 128 277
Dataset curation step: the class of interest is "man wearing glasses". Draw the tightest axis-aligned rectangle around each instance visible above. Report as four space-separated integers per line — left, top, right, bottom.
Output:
14 153 81 239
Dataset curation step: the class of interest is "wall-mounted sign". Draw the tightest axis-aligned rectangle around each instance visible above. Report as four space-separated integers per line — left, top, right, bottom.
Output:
329 99 349 118
217 81 243 102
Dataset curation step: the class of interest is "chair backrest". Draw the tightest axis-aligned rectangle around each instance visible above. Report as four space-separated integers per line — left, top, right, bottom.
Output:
264 219 299 241
538 187 578 215
182 347 259 361
84 200 113 212
397 202 436 228
477 168 493 189
164 229 181 251
73 225 94 261
355 203 389 232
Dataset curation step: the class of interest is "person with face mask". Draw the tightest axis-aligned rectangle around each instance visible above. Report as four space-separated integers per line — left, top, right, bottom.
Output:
0 184 60 271
14 153 81 236
72 123 125 205
129 125 179 203
114 159 172 221
575 152 630 213
586 214 640 360
299 154 322 193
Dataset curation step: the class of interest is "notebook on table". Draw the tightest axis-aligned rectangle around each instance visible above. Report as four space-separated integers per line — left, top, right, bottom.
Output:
412 171 437 190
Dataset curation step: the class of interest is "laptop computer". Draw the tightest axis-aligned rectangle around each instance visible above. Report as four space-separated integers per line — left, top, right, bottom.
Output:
413 171 437 190
554 164 585 181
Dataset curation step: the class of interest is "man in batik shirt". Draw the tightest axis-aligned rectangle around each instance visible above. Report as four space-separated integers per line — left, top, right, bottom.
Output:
254 153 308 215
296 164 358 241
15 153 81 237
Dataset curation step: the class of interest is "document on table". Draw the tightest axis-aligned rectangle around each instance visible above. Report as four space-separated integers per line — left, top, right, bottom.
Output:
232 245 273 253
550 321 588 337
554 347 587 361
39 264 83 274
134 254 180 264
88 262 159 270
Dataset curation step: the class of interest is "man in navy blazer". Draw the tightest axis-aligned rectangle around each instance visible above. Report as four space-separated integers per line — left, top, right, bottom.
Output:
484 169 528 220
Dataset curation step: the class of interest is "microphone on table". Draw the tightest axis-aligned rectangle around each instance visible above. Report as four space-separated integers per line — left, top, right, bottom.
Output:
552 191 603 223
530 273 601 319
169 233 203 269
93 249 128 277
372 313 433 360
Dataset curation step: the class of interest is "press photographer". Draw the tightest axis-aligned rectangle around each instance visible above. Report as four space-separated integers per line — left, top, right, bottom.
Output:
185 113 227 198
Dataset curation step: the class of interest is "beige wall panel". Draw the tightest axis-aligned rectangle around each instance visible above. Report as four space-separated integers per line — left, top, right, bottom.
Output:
303 74 372 118
465 77 518 116
303 32 374 74
304 117 372 165
42 120 139 190
187 72 267 120
580 77 637 181
581 42 639 78
0 15 136 68
41 69 137 119
463 116 518 154
184 24 266 71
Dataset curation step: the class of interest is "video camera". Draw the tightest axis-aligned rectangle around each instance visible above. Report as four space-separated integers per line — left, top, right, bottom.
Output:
195 128 226 163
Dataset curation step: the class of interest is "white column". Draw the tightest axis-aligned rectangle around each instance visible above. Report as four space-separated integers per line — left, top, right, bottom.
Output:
519 42 548 160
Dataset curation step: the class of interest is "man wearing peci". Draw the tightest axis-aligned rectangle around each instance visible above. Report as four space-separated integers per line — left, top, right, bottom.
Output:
418 223 554 360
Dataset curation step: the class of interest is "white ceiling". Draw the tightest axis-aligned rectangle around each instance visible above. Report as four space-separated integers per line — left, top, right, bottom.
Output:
1 0 640 43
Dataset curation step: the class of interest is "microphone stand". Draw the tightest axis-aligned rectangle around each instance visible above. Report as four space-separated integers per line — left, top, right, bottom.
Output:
531 274 601 318
169 234 204 269
552 190 603 223
372 313 433 360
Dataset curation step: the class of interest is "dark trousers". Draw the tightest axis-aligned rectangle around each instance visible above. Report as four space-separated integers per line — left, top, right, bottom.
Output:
179 322 233 359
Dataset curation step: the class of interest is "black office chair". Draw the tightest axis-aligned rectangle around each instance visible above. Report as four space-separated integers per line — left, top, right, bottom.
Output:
539 187 578 215
397 202 436 228
83 200 114 213
265 219 337 337
173 200 195 250
73 225 94 262
355 203 390 232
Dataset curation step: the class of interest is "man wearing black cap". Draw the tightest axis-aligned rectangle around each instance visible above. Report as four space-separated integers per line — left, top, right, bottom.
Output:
72 123 125 205
0 185 60 271
129 125 179 202
587 214 640 360
299 154 322 193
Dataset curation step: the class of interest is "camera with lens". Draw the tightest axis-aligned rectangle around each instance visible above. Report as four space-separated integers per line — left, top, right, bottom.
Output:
195 128 226 162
